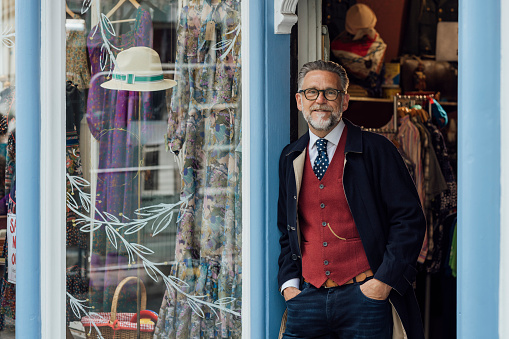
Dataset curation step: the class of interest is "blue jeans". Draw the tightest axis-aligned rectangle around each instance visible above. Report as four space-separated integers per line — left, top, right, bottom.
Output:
283 281 393 339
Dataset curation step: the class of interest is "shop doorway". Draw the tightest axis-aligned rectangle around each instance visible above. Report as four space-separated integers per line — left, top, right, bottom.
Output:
290 1 459 338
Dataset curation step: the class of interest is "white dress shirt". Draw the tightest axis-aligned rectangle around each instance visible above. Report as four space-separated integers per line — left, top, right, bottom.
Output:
280 120 346 294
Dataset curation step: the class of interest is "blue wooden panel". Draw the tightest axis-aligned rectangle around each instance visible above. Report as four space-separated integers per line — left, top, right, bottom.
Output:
15 0 42 338
264 2 291 338
249 0 290 337
458 0 500 338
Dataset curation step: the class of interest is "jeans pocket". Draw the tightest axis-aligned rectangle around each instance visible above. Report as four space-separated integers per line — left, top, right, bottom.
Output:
357 284 388 304
286 282 310 303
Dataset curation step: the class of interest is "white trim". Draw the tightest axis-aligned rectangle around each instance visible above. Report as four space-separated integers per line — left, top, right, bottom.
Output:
297 0 322 137
297 0 322 69
241 0 251 337
500 0 509 336
40 1 66 338
274 0 299 34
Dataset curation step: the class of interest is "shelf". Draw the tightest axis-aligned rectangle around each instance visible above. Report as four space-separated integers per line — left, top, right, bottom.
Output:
349 96 392 103
346 96 458 129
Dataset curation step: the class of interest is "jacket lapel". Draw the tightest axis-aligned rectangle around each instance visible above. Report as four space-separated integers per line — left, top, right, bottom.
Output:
293 150 306 204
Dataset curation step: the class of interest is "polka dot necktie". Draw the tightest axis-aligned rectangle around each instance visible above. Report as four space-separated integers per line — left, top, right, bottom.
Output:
313 138 329 180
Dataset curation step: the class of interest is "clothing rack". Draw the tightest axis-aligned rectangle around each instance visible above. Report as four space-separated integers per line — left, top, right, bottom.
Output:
395 94 435 339
395 94 433 119
359 94 433 134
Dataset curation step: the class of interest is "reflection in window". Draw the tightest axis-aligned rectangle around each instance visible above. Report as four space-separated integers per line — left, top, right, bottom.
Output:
64 0 242 337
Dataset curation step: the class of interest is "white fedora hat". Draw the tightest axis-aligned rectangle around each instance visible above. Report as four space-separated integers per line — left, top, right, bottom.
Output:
101 46 177 92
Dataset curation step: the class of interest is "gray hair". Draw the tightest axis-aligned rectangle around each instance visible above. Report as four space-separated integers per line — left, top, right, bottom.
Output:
297 60 349 92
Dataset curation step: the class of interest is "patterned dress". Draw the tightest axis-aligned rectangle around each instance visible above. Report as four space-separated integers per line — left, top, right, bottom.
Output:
65 83 89 323
86 7 155 313
66 30 91 90
155 1 242 338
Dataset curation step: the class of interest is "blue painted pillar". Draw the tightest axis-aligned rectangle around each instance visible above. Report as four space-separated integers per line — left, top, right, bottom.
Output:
458 0 500 338
249 0 267 335
15 0 41 338
264 2 292 337
249 0 290 337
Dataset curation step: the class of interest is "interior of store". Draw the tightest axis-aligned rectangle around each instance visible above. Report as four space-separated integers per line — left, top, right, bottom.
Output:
291 1 458 338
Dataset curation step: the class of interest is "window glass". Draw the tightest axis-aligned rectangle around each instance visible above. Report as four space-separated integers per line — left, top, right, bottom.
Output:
0 0 15 337
64 1 242 337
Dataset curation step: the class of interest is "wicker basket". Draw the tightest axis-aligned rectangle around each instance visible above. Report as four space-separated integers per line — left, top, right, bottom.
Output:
278 308 287 339
81 276 155 339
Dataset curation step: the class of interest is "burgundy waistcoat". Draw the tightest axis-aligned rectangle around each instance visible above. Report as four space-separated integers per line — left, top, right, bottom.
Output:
299 127 371 288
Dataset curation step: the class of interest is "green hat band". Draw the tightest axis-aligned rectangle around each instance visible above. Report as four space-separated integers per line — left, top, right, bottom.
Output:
112 73 164 85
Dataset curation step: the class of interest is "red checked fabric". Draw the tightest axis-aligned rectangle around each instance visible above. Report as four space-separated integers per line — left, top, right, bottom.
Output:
81 312 155 332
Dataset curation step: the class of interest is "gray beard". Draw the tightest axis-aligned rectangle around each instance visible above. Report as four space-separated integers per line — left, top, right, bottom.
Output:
303 109 343 132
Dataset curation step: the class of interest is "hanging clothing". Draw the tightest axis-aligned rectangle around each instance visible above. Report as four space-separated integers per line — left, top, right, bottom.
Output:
155 1 242 337
409 116 446 262
65 81 89 324
66 83 87 248
401 0 458 56
86 7 155 313
396 115 423 204
66 81 85 134
425 122 457 273
66 265 88 323
0 132 15 323
66 132 88 249
66 30 91 90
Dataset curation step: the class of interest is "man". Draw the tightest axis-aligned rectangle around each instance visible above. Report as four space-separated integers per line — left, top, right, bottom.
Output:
277 60 426 339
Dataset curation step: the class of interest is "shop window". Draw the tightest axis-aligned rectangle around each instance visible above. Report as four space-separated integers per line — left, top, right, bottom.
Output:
63 0 242 337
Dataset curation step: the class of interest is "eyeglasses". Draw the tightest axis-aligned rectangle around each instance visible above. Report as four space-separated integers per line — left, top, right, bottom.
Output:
298 88 347 101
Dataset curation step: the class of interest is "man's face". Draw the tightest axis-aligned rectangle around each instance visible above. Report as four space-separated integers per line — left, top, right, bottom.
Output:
296 70 349 136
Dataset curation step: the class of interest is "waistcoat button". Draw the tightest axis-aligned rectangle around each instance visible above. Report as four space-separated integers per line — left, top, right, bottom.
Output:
320 203 325 208
322 222 327 227
319 184 324 189
325 271 330 276
324 260 329 265
323 242 328 247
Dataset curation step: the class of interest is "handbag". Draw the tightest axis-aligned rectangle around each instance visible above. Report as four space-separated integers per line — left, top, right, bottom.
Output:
81 276 156 339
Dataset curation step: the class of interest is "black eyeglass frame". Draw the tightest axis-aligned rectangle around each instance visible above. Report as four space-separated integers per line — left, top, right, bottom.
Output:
298 88 347 101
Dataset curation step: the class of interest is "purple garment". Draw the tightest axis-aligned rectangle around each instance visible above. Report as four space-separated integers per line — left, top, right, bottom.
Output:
86 7 153 312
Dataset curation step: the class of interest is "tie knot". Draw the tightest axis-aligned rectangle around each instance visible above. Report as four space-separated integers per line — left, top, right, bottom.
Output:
316 138 328 153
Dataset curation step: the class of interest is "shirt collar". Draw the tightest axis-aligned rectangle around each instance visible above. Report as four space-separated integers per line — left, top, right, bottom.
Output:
309 120 345 149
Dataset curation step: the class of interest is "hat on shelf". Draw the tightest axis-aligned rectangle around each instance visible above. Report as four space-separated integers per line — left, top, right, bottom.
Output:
345 4 378 41
101 46 177 92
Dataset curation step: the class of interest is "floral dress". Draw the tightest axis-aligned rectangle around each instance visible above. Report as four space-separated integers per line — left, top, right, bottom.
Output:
66 30 91 90
86 7 156 313
154 1 242 338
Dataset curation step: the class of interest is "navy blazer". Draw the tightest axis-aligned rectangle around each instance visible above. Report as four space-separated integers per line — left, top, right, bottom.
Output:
277 119 426 339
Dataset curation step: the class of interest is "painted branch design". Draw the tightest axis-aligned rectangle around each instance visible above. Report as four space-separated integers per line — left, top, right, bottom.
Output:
67 173 240 322
1 26 15 48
